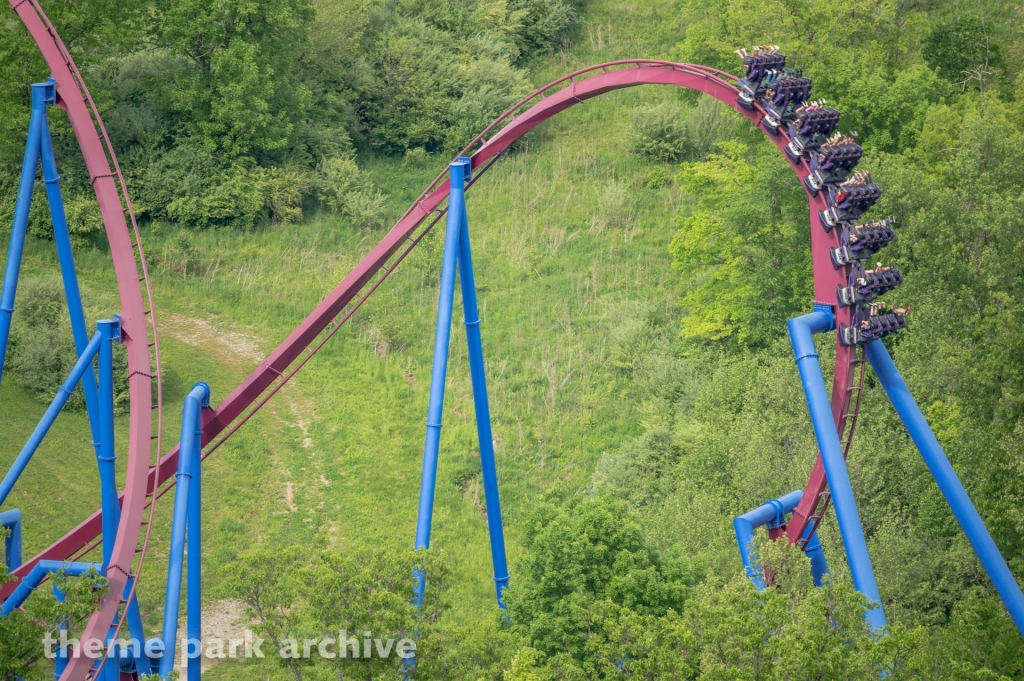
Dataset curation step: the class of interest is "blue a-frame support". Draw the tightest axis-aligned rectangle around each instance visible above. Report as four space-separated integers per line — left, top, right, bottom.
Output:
0 80 147 673
414 157 510 608
734 302 1024 636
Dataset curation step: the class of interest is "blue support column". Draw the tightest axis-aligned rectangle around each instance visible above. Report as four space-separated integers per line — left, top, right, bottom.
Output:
187 384 208 681
0 82 49 382
95 317 146 673
38 80 102 452
0 560 102 615
865 340 1024 634
54 580 68 679
160 383 209 679
802 525 831 587
788 306 886 631
413 159 467 605
0 509 22 571
456 163 510 607
96 318 120 566
734 490 803 589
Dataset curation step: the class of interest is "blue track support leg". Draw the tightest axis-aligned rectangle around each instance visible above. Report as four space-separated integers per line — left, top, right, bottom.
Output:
187 391 204 681
160 383 209 679
0 509 22 571
413 159 467 606
1 560 102 615
96 319 120 565
95 318 146 672
54 580 68 679
456 180 510 607
0 82 49 383
788 307 886 631
802 525 831 587
865 340 1024 634
734 490 803 589
40 91 102 450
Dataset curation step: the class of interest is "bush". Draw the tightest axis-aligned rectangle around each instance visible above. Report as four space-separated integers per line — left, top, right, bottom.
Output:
315 155 388 228
6 276 129 411
627 97 734 164
444 56 534 151
627 102 688 162
511 0 579 54
165 163 268 230
64 194 106 245
137 142 275 229
263 167 315 226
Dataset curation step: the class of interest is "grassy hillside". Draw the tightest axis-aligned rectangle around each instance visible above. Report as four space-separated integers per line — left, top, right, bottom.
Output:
1 0 693 637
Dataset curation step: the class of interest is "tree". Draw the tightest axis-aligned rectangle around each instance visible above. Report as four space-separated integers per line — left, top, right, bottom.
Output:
925 16 1003 93
0 545 108 681
224 540 450 680
670 139 811 348
149 0 314 159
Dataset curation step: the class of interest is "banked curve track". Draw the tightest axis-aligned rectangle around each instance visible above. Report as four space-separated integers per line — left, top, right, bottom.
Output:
7 3 165 680
11 5 860 677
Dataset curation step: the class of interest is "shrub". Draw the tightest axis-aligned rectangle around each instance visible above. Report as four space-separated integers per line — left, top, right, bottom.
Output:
315 155 388 228
444 56 533 151
263 167 315 226
64 194 106 245
6 276 129 411
138 142 274 229
165 163 268 230
627 102 688 162
628 98 735 164
511 0 579 54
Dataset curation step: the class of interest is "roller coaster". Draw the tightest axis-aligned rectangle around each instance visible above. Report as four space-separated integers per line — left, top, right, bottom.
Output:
2 2 1024 679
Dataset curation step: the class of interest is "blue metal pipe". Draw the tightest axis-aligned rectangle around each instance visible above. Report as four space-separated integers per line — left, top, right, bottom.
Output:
54 579 68 679
95 319 120 566
1 560 102 616
95 317 146 673
39 94 102 452
93 317 146 669
160 383 208 678
413 160 467 604
802 524 830 586
0 330 103 506
0 509 22 571
865 339 1024 634
789 308 885 630
455 171 510 607
0 82 49 384
187 383 207 681
734 490 803 589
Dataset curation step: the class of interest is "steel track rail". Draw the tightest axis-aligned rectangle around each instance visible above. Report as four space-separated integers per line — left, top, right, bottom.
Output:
6 1 165 678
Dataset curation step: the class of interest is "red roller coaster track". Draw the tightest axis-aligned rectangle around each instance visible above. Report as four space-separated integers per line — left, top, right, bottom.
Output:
9 3 861 678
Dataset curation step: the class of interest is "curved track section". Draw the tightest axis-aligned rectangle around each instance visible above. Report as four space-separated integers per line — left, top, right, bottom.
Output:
7 39 857 677
6 2 164 678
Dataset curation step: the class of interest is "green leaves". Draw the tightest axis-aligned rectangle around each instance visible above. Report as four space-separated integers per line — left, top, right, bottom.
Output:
151 0 313 158
670 139 811 348
0 565 107 681
223 541 450 679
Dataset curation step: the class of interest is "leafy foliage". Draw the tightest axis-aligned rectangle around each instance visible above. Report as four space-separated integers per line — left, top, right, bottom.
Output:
670 139 811 347
4 276 128 411
0 552 108 681
224 541 451 680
